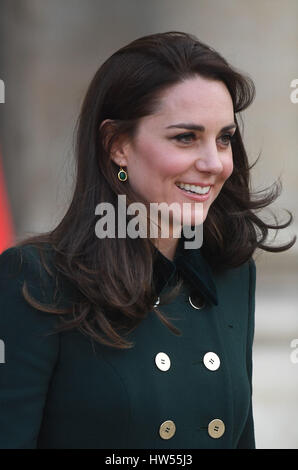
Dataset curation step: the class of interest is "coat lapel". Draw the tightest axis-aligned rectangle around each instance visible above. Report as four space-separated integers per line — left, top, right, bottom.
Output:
152 234 218 306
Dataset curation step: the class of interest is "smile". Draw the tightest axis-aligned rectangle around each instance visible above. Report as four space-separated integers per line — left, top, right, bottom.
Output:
175 182 211 195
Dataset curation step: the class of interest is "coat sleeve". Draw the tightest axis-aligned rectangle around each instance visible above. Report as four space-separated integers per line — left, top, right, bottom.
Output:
236 258 256 449
0 246 60 449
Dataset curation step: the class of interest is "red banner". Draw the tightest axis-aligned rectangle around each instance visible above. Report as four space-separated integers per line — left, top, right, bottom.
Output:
0 150 14 253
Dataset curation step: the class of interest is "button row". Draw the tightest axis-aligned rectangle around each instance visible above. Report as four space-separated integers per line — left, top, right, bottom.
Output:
159 418 225 439
155 351 220 371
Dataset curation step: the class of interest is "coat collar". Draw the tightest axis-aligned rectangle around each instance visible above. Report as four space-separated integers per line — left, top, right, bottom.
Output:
152 234 218 306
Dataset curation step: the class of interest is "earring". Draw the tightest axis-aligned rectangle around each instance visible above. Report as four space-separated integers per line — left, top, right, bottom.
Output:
117 166 128 182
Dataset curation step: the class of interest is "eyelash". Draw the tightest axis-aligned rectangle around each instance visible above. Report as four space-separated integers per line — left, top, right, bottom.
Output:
172 132 235 146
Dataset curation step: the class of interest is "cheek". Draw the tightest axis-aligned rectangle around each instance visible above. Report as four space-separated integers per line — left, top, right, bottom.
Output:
222 155 234 181
134 141 164 172
136 140 181 178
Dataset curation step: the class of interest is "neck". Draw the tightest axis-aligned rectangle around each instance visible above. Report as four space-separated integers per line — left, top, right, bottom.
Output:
150 216 183 261
153 236 180 261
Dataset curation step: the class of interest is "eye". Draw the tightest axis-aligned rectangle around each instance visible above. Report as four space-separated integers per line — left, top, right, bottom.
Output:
172 132 196 144
217 133 235 147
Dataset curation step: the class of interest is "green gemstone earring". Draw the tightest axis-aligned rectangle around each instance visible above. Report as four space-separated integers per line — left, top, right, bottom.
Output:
117 166 128 182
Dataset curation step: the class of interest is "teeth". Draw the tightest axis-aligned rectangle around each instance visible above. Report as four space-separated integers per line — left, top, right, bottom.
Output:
176 182 211 195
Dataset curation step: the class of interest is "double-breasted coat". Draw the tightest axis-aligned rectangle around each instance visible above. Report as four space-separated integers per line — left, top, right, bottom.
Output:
0 239 256 449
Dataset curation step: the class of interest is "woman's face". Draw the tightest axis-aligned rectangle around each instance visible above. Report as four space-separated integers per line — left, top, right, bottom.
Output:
110 75 235 233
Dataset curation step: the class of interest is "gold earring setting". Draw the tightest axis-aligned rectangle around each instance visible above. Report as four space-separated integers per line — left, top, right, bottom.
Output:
117 166 128 182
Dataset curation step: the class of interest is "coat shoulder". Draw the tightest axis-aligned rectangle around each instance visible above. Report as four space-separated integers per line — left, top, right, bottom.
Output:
0 243 64 336
213 257 256 297
0 244 60 448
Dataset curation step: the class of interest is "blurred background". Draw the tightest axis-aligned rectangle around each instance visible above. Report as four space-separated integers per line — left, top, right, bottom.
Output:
0 0 297 449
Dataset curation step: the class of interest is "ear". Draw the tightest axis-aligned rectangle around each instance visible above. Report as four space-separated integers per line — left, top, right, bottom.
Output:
99 119 129 167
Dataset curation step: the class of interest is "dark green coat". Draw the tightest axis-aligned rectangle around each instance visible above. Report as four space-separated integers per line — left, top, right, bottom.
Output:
0 242 256 449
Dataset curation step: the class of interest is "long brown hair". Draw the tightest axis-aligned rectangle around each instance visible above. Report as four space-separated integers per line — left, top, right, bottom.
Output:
15 31 295 349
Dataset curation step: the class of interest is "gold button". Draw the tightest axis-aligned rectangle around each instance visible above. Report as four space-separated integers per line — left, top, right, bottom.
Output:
203 352 221 371
189 295 206 310
159 420 176 439
208 419 225 438
155 352 171 371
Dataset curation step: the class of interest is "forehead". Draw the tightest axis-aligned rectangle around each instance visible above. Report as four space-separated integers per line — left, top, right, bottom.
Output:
141 76 234 129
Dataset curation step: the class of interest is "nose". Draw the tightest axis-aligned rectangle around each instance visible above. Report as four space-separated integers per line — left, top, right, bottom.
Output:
194 142 224 175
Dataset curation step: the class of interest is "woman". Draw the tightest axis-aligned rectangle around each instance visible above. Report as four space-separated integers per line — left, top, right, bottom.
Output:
0 31 295 449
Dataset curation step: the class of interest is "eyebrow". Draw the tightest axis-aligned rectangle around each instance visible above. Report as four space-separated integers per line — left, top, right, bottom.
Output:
166 122 237 132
